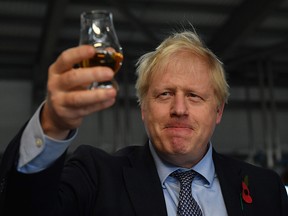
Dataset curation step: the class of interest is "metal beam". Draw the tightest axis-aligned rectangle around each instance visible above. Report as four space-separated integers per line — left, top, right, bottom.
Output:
33 0 69 108
226 39 288 68
106 0 159 43
208 0 285 60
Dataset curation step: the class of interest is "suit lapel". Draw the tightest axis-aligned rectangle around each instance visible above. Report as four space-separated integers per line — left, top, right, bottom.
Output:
122 146 248 216
123 144 167 216
213 150 244 216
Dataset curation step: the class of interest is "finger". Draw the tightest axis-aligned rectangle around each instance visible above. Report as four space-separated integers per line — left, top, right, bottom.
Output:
50 45 96 75
59 67 114 90
62 88 117 108
70 98 116 118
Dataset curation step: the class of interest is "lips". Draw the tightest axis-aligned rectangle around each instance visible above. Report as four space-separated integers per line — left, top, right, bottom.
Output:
165 122 193 129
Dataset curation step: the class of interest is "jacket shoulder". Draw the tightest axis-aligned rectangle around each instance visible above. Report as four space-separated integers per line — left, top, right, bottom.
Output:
213 150 286 195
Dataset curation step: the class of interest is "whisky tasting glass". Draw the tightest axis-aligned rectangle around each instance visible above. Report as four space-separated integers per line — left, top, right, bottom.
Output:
79 10 123 89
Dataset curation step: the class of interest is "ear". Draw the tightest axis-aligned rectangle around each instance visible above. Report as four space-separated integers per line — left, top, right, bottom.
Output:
140 103 146 121
216 103 225 124
141 109 145 121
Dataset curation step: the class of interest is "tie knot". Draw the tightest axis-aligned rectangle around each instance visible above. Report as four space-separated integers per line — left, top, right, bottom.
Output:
170 170 197 186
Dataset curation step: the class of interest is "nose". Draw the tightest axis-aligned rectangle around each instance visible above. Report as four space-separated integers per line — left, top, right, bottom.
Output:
170 94 188 117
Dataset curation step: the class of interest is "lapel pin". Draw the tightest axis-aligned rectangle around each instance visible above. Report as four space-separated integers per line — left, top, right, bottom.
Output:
241 175 253 204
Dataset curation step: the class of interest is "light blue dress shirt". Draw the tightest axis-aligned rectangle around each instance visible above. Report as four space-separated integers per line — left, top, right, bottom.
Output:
18 103 75 173
18 103 228 215
149 142 228 216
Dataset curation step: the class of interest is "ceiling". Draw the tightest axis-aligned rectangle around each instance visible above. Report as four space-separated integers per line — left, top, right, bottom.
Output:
0 0 288 106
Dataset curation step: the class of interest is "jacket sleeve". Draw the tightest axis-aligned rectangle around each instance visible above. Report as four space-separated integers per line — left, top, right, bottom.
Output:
0 123 67 216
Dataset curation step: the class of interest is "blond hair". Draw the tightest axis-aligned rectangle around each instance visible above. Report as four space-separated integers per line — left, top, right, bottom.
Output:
135 31 229 106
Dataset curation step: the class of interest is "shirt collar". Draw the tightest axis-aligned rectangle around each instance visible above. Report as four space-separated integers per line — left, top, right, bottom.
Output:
149 142 215 187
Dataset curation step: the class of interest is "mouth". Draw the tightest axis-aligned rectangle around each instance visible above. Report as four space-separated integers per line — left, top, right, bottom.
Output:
164 122 193 129
164 123 194 134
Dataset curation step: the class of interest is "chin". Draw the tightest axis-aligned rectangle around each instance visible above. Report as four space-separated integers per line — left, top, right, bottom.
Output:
169 142 192 155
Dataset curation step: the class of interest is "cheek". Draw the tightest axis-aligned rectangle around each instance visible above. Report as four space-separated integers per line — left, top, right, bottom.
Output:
141 101 165 122
141 105 154 131
142 107 160 126
192 107 219 132
141 104 167 135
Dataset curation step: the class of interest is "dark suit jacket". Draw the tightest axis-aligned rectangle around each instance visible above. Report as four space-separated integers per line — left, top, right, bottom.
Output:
0 126 288 216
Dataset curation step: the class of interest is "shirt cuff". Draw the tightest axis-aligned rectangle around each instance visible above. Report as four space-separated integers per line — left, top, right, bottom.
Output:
18 102 77 173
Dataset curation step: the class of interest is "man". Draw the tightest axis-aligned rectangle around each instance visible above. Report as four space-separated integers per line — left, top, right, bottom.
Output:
0 31 287 216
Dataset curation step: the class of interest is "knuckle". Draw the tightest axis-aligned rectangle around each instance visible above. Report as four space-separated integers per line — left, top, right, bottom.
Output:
65 70 78 85
69 93 83 107
60 49 70 63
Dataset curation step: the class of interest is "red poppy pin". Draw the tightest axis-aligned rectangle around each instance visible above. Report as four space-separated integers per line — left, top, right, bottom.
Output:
241 175 253 204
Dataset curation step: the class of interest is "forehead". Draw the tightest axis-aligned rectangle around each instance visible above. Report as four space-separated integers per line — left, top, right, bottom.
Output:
152 51 212 83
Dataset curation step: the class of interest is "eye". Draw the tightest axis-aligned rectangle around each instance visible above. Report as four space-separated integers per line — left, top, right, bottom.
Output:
161 92 171 96
187 92 203 102
157 91 173 100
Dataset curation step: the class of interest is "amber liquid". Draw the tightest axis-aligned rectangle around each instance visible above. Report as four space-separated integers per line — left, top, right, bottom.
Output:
81 50 123 74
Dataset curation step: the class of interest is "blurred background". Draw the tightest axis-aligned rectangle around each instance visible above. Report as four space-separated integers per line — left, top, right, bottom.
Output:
0 0 288 182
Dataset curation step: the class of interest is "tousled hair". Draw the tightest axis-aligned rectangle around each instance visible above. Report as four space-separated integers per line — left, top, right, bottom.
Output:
135 31 230 106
